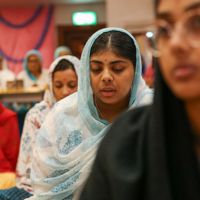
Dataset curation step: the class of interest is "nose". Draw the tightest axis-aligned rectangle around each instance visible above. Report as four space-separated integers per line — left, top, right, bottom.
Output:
62 86 71 97
101 69 113 82
169 28 191 55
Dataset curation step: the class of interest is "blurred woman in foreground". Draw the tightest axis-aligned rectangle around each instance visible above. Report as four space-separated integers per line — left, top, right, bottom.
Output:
79 0 200 199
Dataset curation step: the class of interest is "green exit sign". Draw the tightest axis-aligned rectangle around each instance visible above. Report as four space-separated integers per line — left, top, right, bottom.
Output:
73 12 97 26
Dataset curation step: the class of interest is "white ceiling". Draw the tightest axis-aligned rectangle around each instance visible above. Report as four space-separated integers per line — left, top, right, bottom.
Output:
0 0 105 7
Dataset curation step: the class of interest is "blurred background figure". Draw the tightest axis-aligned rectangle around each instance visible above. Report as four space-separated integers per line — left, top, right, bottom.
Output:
54 46 72 60
143 56 155 88
17 50 47 91
0 55 79 200
0 101 20 190
0 55 15 92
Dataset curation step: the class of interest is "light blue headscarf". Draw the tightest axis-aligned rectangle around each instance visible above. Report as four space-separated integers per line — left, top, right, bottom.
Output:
28 28 153 200
54 46 72 60
24 49 43 82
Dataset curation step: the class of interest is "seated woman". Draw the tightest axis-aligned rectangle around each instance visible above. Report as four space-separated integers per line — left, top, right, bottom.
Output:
0 55 15 91
17 50 47 91
0 101 20 189
54 46 72 60
27 28 154 200
0 55 80 200
79 0 200 199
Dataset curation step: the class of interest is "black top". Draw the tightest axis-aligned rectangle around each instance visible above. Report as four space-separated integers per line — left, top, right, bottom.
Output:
79 62 200 200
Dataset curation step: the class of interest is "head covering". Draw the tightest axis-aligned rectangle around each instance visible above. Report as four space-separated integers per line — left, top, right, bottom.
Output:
54 46 72 60
29 28 153 200
44 55 80 107
79 59 200 200
24 50 43 82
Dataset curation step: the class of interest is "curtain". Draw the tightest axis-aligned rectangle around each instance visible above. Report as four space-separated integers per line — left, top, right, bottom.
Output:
0 5 55 75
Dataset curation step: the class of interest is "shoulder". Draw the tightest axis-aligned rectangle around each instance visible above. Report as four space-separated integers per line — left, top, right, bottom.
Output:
42 68 48 73
17 70 27 79
0 70 15 78
3 107 17 119
107 105 150 137
0 107 18 126
137 89 154 106
39 92 78 130
25 100 50 123
41 69 48 76
98 105 151 162
80 106 152 200
50 92 78 114
134 88 154 108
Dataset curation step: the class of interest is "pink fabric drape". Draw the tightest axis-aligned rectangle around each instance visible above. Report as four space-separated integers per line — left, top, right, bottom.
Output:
0 6 55 75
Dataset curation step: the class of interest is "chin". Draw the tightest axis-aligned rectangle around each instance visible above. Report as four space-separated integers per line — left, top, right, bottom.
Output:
171 86 200 102
100 97 118 105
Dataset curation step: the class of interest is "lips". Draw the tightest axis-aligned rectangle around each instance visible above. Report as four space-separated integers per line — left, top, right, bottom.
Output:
100 87 116 97
173 64 197 80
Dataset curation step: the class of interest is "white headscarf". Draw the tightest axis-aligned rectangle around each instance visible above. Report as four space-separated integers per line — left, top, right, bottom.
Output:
43 55 80 107
28 28 154 200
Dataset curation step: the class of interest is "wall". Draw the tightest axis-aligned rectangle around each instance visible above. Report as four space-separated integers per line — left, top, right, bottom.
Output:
55 2 106 25
106 0 154 33
54 2 106 45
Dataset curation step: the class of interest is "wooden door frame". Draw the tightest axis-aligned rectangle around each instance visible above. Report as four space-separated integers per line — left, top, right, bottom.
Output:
58 24 106 46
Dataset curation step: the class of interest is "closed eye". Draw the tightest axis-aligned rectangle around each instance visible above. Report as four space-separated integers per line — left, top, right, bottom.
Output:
90 68 102 72
55 85 62 88
113 68 124 72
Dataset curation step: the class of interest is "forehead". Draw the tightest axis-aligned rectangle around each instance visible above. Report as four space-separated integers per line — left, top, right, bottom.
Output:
157 0 200 18
53 68 77 80
28 55 38 60
90 50 124 60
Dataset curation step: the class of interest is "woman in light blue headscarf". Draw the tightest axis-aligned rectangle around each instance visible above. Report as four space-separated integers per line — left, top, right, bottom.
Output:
17 50 48 91
27 28 154 200
54 46 72 60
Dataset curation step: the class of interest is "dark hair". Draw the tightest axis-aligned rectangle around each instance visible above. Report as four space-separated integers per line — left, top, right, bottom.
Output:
90 31 137 69
155 0 160 13
52 59 75 79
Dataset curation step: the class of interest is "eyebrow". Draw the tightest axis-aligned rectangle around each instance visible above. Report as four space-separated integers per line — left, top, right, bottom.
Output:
90 60 127 65
157 2 200 19
185 2 200 12
54 80 76 83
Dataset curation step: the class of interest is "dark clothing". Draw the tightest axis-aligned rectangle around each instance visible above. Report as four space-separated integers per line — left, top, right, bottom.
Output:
79 63 200 200
0 187 32 200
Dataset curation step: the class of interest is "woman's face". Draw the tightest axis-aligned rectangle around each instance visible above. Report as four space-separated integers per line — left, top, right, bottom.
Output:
59 50 70 57
27 55 41 74
90 50 135 106
53 68 78 102
157 0 200 102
